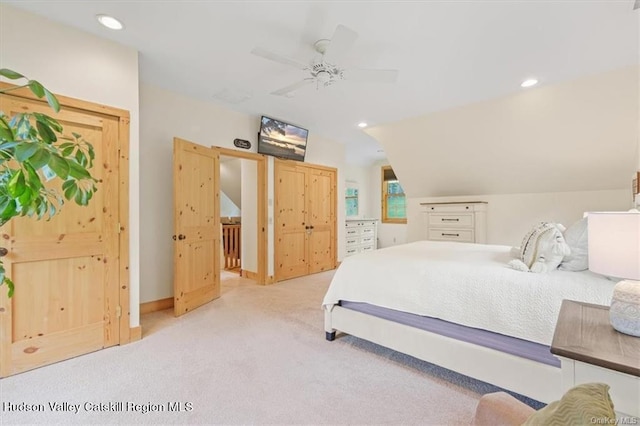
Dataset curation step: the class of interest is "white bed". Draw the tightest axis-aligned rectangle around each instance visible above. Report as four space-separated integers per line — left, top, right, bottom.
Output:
323 241 615 403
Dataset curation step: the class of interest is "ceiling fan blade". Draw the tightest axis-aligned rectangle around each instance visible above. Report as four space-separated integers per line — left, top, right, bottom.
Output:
271 79 315 96
635 0 639 10
344 68 399 84
251 47 308 70
323 24 358 63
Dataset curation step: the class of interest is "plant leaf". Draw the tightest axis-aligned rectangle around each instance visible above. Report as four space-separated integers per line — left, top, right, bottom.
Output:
75 150 86 167
28 80 45 98
18 186 32 206
43 88 60 113
29 148 51 169
63 180 78 200
5 277 14 298
0 69 25 80
7 170 26 197
41 115 62 133
75 188 88 205
0 116 14 141
23 162 43 191
61 146 74 157
35 120 57 144
15 142 39 162
67 160 91 179
0 198 17 220
47 154 69 179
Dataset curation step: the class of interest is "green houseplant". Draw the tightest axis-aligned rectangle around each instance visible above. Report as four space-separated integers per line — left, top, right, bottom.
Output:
0 68 97 296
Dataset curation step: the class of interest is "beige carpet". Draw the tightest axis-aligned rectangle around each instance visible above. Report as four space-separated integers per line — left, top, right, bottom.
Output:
0 270 482 425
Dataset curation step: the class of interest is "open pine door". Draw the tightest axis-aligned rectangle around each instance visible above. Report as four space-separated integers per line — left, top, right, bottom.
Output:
173 138 220 316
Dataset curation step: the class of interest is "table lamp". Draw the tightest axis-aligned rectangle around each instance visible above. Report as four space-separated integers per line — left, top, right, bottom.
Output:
588 211 640 337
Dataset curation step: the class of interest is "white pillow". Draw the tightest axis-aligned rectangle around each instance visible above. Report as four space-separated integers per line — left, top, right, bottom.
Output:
508 222 571 273
559 217 588 271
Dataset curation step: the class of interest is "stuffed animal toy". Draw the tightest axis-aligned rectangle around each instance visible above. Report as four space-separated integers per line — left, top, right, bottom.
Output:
508 222 571 273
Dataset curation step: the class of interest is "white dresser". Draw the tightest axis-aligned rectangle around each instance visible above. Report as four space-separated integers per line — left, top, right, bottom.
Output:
421 202 487 244
345 219 378 257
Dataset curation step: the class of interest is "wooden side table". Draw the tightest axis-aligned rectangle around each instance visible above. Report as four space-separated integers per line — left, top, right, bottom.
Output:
551 300 640 417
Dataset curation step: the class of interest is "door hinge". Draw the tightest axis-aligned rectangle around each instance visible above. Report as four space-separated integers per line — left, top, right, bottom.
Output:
116 305 122 318
118 222 122 234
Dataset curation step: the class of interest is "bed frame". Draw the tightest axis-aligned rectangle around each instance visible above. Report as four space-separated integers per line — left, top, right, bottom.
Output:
324 304 564 404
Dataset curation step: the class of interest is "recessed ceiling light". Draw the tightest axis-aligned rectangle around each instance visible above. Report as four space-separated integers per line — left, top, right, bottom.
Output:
521 79 538 88
96 14 124 30
358 122 368 128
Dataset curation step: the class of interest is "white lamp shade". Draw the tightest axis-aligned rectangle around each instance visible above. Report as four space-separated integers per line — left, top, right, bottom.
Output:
587 211 640 280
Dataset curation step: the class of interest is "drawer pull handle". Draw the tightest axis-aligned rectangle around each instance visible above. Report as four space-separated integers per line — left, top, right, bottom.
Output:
442 233 459 237
442 218 459 222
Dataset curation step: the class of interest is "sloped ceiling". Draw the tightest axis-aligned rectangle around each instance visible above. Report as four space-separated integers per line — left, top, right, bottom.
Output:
4 1 639 165
220 158 242 208
366 66 639 197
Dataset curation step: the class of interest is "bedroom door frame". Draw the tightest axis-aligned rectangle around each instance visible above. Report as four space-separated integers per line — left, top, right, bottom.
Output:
211 146 268 285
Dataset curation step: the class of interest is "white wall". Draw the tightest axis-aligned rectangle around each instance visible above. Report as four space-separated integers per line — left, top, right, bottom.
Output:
0 4 141 327
407 189 630 246
241 159 258 273
140 83 349 302
367 66 638 199
220 192 241 218
140 83 258 302
220 158 242 208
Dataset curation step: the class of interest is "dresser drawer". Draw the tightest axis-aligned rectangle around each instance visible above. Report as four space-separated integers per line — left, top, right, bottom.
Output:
362 245 374 252
346 237 359 246
360 236 375 246
345 247 359 256
428 228 474 243
428 213 474 228
361 227 375 236
424 204 478 213
346 228 360 237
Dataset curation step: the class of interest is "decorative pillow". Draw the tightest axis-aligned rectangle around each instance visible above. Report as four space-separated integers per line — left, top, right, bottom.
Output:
508 222 570 273
559 217 588 271
523 383 616 426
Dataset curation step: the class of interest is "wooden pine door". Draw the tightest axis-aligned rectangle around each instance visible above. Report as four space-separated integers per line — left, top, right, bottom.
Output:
274 160 336 281
274 161 308 280
0 94 123 377
307 167 336 274
173 138 220 316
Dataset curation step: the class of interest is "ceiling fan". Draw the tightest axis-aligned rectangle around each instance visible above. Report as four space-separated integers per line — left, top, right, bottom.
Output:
251 24 399 96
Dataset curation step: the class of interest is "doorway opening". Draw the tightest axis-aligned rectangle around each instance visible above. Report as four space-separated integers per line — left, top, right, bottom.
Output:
213 147 268 287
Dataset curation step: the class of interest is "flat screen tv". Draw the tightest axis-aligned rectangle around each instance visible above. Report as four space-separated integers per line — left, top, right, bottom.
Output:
258 116 308 162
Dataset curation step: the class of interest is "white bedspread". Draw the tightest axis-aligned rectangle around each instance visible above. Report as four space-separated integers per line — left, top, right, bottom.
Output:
322 241 615 345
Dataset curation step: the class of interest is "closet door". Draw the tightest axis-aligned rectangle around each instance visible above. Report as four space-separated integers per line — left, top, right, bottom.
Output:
307 167 336 274
0 91 126 377
274 161 308 280
274 160 336 281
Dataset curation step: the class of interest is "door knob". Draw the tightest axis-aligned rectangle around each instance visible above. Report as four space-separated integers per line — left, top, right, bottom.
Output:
172 235 177 241
178 234 186 240
0 247 7 257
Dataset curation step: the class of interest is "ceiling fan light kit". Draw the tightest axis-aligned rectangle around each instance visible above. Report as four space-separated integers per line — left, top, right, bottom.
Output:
251 24 399 96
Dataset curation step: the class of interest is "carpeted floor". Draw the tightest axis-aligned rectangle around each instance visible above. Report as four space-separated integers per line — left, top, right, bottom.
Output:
0 270 537 425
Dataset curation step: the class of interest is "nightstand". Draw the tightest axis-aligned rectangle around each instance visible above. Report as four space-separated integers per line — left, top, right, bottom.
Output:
551 300 640 417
